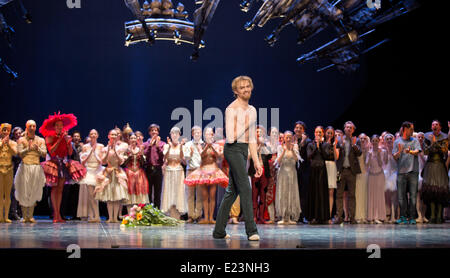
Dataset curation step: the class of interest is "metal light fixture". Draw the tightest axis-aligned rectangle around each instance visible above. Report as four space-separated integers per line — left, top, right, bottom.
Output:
124 0 221 60
240 0 419 73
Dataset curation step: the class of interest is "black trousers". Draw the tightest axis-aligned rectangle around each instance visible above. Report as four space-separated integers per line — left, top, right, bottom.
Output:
297 166 310 221
61 183 79 219
213 143 258 239
146 166 163 209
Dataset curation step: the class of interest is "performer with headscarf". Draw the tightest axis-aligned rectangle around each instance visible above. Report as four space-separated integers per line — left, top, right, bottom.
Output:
39 112 86 223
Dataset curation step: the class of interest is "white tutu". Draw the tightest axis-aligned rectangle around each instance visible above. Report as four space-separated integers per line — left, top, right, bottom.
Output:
80 165 104 186
325 160 337 189
95 170 129 202
14 163 46 207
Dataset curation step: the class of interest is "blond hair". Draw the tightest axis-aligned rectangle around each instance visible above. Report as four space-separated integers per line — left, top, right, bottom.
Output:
231 75 254 97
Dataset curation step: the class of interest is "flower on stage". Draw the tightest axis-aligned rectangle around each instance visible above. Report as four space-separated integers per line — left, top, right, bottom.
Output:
119 203 182 227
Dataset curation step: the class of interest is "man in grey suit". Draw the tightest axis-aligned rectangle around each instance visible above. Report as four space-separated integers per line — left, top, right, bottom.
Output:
335 121 362 224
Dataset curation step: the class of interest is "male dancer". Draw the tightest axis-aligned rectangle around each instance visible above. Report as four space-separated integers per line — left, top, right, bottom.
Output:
14 120 47 223
213 75 263 241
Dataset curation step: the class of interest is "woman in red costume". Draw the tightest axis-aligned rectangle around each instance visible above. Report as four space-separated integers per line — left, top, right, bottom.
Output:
39 112 86 223
124 133 149 209
184 127 228 224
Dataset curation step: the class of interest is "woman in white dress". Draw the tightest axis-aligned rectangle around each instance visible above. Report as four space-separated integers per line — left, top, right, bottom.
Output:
161 127 187 219
324 126 339 223
366 135 387 224
78 129 104 223
94 129 129 223
415 132 428 223
383 133 399 223
355 133 369 224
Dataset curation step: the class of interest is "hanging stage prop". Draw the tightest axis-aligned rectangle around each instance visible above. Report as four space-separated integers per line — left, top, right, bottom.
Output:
240 0 419 72
123 0 221 60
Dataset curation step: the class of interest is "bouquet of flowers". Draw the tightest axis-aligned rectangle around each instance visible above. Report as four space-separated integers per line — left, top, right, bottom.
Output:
121 203 182 227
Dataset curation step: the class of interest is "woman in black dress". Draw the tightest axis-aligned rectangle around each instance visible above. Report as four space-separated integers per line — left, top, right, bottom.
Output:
306 126 332 224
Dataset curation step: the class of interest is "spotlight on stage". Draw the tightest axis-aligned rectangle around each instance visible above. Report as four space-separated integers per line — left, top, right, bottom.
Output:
124 0 220 60
240 0 419 73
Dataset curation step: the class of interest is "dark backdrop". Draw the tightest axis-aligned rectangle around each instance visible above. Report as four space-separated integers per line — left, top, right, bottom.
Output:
0 0 447 142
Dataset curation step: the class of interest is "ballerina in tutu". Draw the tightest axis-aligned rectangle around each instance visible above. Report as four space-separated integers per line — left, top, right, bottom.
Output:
39 112 86 223
185 127 228 224
94 129 129 223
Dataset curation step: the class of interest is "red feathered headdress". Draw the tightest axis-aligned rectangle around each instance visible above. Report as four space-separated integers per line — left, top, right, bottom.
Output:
39 111 78 137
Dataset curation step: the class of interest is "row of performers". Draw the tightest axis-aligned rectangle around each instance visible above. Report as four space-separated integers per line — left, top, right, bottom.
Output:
0 114 230 224
0 115 448 225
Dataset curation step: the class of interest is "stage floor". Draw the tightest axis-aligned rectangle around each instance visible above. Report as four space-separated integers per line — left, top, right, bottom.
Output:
1 221 449 250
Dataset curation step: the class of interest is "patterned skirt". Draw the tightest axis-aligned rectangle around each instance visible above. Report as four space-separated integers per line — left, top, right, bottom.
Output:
41 157 86 186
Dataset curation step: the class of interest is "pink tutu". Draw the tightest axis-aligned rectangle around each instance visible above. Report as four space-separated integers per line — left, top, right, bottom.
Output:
184 165 228 188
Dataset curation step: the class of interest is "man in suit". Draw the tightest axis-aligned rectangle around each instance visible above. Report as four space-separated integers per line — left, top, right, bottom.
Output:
335 121 361 224
294 121 311 223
